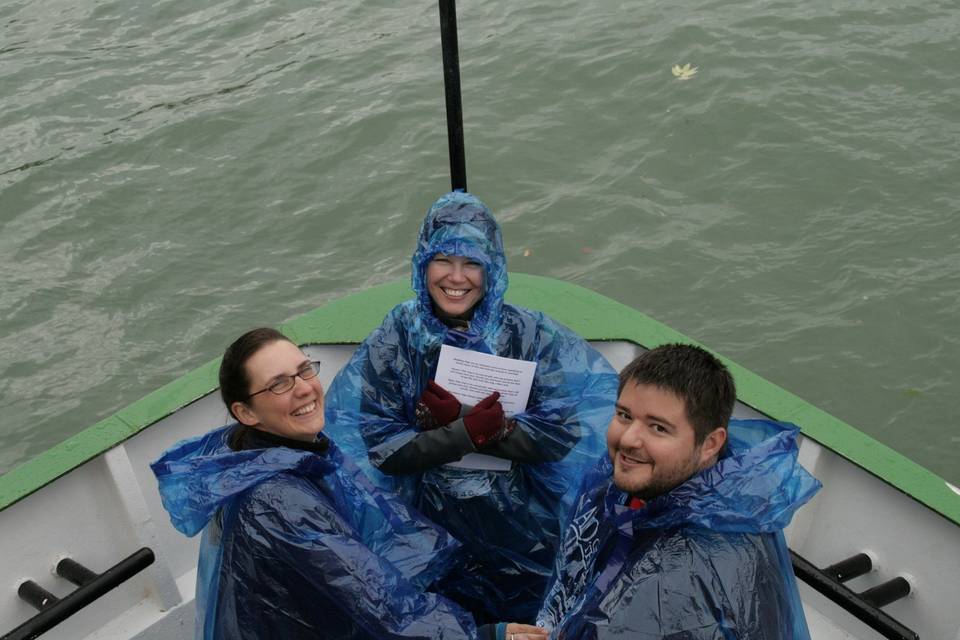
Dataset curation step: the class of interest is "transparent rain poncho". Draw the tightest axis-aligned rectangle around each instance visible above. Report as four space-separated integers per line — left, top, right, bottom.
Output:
537 419 822 639
324 191 619 622
150 426 479 640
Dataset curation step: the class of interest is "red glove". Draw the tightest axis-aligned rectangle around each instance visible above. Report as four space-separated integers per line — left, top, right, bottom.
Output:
464 392 508 447
416 381 461 429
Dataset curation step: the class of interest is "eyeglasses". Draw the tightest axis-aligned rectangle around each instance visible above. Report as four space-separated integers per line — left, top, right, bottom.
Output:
249 361 322 397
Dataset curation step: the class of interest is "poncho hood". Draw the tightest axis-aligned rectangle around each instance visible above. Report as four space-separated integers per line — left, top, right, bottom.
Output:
411 191 507 336
150 426 337 537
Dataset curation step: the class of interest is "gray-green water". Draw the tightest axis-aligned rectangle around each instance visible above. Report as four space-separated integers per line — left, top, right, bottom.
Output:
2 0 958 484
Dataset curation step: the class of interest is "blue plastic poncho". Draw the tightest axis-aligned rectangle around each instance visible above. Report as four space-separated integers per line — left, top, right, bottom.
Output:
150 426 480 640
537 419 822 639
324 191 619 623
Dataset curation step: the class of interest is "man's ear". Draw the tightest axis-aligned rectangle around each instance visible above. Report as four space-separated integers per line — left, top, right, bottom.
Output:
232 401 260 427
698 427 728 467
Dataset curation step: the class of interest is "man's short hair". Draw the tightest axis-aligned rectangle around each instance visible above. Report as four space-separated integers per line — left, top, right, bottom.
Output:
619 344 736 445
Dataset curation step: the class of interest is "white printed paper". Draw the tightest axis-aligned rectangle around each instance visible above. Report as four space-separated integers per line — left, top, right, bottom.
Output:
444 452 513 471
435 345 537 472
435 345 537 415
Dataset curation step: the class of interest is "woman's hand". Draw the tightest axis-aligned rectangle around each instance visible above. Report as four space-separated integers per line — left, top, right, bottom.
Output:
464 391 513 446
416 381 461 429
504 622 549 639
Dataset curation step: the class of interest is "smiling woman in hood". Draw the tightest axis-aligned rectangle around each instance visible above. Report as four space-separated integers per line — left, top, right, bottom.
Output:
324 191 619 623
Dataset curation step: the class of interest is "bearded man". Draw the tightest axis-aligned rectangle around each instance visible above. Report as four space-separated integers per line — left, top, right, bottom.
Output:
536 344 821 639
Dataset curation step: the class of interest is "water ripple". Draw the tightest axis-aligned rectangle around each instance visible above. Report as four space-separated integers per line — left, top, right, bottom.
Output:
1 0 959 483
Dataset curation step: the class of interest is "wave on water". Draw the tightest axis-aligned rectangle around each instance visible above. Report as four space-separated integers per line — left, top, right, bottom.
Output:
1 0 958 482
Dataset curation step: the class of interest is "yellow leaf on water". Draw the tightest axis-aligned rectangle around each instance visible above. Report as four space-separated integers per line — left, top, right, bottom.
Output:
671 63 698 80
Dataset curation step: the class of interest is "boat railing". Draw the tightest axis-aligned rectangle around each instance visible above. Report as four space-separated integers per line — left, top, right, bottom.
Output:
791 550 918 640
2 548 155 640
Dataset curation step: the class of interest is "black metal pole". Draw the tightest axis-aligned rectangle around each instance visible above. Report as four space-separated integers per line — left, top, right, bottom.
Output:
438 0 467 192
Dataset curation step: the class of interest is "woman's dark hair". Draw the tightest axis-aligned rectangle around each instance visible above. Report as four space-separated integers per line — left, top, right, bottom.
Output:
219 327 292 420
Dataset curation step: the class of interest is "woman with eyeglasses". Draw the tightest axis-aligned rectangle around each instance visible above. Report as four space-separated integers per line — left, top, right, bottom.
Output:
151 327 546 640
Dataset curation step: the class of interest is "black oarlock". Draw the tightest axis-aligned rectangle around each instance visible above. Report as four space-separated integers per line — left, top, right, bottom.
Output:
860 576 913 609
55 557 99 587
824 552 873 583
16 581 59 612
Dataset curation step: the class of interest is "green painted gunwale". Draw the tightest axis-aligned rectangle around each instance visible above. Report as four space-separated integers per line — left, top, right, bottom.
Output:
2 274 958 527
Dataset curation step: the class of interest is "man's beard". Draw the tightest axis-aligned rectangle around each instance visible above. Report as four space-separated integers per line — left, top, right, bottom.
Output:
612 450 702 501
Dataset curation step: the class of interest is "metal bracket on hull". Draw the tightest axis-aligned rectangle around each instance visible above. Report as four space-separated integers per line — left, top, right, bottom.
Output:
791 550 918 640
2 548 154 640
